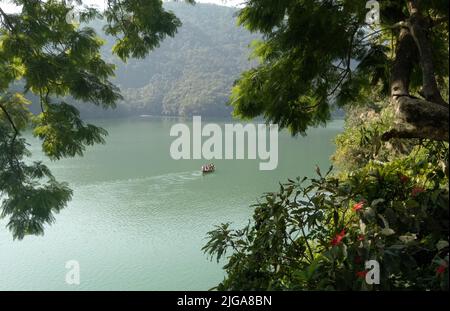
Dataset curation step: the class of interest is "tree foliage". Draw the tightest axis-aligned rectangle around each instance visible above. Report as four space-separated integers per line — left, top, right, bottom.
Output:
204 0 449 291
230 0 449 136
0 0 191 239
204 146 449 290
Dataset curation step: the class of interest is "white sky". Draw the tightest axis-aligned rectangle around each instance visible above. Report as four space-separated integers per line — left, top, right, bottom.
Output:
1 0 244 13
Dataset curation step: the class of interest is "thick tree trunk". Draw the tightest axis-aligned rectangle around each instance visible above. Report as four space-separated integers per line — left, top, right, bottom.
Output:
383 1 449 142
390 28 418 98
408 4 447 107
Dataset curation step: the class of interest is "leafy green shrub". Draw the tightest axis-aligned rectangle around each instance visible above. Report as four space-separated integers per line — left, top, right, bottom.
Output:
204 147 449 290
333 105 417 171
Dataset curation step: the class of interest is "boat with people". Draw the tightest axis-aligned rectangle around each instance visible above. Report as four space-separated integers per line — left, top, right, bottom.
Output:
202 163 215 174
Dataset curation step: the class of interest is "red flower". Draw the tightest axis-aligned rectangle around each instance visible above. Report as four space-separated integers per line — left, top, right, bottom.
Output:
411 187 425 197
352 201 365 212
331 229 346 246
399 174 410 184
357 234 365 241
356 271 367 278
436 264 447 275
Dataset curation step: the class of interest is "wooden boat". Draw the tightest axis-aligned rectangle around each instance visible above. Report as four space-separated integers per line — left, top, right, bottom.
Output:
202 164 215 174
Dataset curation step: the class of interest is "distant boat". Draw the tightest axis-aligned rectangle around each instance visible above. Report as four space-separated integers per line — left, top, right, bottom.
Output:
202 164 215 174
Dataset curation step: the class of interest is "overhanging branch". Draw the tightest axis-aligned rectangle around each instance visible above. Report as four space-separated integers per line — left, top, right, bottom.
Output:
382 96 449 142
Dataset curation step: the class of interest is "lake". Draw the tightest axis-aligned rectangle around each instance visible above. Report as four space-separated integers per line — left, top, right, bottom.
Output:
0 117 343 290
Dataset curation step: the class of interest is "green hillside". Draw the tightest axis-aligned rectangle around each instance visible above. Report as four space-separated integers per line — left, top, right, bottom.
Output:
83 2 257 118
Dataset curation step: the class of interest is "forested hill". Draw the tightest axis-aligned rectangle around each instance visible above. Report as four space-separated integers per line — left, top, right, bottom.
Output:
82 2 257 118
110 2 257 117
17 2 344 119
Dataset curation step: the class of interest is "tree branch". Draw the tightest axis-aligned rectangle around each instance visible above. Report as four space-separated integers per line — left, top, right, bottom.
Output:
0 103 19 142
382 96 449 142
0 6 14 31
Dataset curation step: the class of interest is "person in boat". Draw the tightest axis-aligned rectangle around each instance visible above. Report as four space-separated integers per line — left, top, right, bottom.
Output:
202 163 215 172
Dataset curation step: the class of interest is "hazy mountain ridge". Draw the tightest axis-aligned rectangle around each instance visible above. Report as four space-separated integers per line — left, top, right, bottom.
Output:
14 3 344 119
14 3 257 118
93 2 258 117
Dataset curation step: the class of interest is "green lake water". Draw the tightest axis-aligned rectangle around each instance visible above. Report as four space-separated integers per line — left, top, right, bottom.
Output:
0 117 343 290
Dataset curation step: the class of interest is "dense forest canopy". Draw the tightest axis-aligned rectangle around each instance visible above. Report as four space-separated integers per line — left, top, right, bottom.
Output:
108 2 258 117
